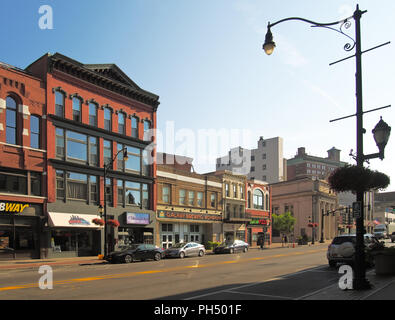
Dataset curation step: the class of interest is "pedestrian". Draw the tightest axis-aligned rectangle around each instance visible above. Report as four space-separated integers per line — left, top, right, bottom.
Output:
281 234 284 247
258 236 264 250
284 234 288 247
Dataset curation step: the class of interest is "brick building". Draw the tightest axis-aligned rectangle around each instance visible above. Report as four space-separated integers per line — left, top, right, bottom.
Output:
26 53 159 258
156 162 223 248
246 179 272 247
0 61 47 259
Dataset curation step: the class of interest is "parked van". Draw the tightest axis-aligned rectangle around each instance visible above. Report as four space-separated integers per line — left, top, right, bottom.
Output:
373 224 387 239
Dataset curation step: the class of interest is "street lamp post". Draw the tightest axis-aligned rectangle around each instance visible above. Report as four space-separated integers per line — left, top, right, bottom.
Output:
263 5 391 290
100 147 128 258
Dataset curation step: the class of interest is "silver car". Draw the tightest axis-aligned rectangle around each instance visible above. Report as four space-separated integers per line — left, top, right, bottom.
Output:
164 242 205 259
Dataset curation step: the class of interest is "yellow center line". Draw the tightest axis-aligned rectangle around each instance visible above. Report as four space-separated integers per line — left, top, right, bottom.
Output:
0 248 327 292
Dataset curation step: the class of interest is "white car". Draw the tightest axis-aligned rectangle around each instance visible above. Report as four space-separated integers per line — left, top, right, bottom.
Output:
327 234 380 268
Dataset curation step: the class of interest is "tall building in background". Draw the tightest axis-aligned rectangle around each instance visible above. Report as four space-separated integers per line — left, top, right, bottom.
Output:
216 136 286 184
287 147 347 181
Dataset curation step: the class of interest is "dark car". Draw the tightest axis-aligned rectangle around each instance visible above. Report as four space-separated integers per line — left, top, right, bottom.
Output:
105 244 165 263
391 232 395 243
214 240 249 254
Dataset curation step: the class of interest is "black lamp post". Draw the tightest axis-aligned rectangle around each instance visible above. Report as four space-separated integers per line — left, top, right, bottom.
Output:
263 5 391 290
100 147 128 257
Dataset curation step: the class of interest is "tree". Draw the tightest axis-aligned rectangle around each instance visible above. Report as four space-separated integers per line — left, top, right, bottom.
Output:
272 212 296 237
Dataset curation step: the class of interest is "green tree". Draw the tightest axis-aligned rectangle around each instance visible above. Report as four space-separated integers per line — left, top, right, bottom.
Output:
272 212 296 236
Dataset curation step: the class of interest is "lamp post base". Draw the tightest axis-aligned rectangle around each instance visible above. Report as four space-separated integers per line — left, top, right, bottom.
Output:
353 278 372 290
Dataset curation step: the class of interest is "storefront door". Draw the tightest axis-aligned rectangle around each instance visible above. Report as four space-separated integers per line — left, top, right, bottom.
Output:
162 234 173 249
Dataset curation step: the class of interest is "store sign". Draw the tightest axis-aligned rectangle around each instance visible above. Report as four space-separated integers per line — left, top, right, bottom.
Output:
126 213 150 225
158 210 222 221
0 202 29 213
249 219 269 225
48 212 103 228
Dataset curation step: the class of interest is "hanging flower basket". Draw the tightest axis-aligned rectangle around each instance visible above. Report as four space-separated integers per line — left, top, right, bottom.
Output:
308 223 318 228
328 165 390 193
107 219 120 227
92 218 105 226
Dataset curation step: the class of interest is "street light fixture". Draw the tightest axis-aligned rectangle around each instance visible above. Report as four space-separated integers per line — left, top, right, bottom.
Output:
100 146 128 258
263 5 391 290
372 117 391 160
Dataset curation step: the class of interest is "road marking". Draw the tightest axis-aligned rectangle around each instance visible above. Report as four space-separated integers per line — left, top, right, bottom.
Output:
0 247 327 292
226 290 294 300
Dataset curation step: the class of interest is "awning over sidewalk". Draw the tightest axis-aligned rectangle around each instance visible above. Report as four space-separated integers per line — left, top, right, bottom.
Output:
47 212 103 229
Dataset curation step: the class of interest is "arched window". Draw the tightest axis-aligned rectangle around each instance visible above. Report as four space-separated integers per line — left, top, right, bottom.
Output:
104 107 112 131
6 96 17 145
72 97 82 122
131 116 138 138
118 112 125 135
253 189 264 210
89 102 97 126
30 115 40 149
143 120 151 141
55 91 65 117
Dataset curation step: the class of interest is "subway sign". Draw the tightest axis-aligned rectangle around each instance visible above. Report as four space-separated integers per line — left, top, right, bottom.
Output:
0 202 30 213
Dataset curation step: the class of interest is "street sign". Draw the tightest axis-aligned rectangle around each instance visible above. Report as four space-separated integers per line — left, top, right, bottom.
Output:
353 201 361 218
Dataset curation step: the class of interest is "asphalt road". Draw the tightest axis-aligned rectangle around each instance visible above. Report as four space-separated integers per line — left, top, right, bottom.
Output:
0 243 334 300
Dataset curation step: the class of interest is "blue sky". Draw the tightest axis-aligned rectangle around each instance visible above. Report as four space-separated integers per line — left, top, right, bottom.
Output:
1 0 394 191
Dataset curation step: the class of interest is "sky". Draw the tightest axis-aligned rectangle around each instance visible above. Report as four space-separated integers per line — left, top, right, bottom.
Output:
1 0 394 191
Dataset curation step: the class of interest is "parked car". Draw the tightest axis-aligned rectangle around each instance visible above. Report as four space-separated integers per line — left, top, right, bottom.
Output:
391 232 395 243
327 234 383 268
214 240 249 254
164 242 205 258
105 244 165 263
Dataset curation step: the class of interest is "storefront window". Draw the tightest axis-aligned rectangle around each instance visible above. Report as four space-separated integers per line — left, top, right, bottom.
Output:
0 229 35 250
51 230 93 254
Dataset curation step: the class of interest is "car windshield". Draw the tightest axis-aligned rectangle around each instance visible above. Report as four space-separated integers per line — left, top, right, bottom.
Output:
332 237 356 245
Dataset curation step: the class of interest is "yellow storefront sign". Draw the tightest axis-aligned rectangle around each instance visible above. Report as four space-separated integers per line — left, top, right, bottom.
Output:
0 202 30 213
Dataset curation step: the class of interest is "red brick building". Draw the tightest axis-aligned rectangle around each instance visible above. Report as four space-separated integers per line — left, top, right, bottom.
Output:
245 179 272 247
0 61 47 259
26 53 160 258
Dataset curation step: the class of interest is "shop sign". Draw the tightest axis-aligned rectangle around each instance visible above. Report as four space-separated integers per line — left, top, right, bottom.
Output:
126 213 150 225
249 219 268 225
48 212 102 228
0 202 29 214
68 215 90 226
158 210 222 221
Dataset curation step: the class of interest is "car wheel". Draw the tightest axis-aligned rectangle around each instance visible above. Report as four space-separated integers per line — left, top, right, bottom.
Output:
328 260 336 268
179 252 185 259
198 250 204 257
154 253 161 261
124 254 133 263
243 247 248 253
230 248 234 254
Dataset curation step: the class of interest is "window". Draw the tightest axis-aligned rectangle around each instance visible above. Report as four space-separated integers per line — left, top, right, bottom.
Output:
55 91 64 117
131 116 138 138
210 193 216 208
125 181 141 206
253 189 264 210
262 164 266 170
89 103 97 126
251 166 255 172
142 149 150 176
72 97 82 122
233 184 237 198
6 96 17 145
103 140 112 167
89 137 98 166
251 155 255 161
30 172 41 196
90 176 98 204
263 175 267 181
117 180 124 206
66 131 87 162
162 224 173 232
56 128 65 158
118 112 125 135
240 185 244 199
67 172 87 200
117 144 125 171
162 185 170 203
104 108 112 131
125 145 141 173
190 225 199 233
225 184 229 197
188 191 195 206
262 153 266 160
105 178 113 205
179 189 186 205
143 120 151 141
30 115 40 149
0 170 27 195
197 192 203 207
142 184 149 209
56 170 65 199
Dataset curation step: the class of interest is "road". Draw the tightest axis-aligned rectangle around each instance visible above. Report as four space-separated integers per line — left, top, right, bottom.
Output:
0 242 334 300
